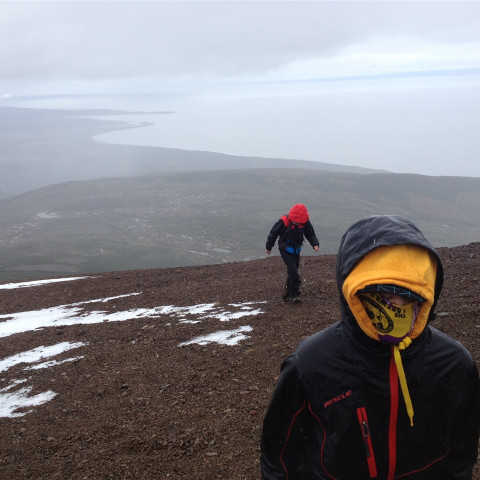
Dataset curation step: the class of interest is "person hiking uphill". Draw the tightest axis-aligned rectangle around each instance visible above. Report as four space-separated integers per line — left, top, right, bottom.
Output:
266 204 319 303
261 215 480 479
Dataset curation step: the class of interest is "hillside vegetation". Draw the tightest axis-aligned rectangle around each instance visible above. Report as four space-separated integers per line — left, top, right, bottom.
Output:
0 168 479 281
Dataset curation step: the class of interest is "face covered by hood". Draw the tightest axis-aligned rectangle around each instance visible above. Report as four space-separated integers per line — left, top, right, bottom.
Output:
336 216 443 344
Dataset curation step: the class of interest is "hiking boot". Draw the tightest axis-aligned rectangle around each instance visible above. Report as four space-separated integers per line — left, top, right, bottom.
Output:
291 296 302 304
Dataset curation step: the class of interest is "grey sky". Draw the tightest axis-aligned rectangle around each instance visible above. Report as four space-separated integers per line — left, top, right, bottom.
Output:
1 1 480 176
2 1 479 84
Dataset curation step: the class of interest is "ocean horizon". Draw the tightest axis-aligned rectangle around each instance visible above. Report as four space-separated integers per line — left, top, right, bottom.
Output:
2 72 480 177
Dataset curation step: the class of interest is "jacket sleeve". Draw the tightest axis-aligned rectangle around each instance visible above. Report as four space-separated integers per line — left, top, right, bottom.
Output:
444 358 480 479
266 219 285 251
303 221 319 249
260 356 313 479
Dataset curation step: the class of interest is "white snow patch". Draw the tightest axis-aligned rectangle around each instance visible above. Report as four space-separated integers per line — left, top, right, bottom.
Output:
0 341 86 417
0 292 265 416
37 212 62 219
0 386 57 418
0 276 92 290
0 342 86 372
25 356 85 371
179 326 253 346
0 294 147 338
0 297 263 338
155 302 264 324
201 308 264 322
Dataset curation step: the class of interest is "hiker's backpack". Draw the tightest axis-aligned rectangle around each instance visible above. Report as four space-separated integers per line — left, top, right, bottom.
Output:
279 214 304 254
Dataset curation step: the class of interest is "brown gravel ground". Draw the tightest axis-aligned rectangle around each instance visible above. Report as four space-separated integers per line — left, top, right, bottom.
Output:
0 243 479 479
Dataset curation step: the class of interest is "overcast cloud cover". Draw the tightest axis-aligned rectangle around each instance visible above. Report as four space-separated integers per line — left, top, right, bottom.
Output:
1 1 480 176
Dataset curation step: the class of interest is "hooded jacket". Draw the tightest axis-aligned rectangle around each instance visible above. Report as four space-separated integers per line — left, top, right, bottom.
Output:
261 215 480 479
266 204 319 253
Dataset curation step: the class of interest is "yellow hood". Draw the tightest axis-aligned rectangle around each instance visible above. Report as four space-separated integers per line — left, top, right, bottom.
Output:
342 244 437 342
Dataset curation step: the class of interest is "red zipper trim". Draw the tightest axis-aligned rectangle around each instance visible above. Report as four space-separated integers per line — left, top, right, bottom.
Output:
356 407 378 478
388 351 399 480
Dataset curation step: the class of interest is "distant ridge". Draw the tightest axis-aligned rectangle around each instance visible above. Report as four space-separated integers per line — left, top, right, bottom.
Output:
0 106 385 199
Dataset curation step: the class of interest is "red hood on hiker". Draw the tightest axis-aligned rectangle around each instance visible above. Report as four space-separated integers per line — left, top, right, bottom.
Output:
288 204 309 224
265 204 319 303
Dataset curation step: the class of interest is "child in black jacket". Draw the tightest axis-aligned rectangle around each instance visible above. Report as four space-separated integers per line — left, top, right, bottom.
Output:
261 215 480 479
266 204 319 302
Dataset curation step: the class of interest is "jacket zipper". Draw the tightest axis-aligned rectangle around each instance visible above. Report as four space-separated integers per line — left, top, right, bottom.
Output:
356 407 378 478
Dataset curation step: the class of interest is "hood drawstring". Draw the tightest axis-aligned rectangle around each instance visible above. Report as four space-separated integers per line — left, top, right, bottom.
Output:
393 338 414 427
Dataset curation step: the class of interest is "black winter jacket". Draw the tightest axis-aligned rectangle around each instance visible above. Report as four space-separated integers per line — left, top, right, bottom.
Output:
266 217 319 253
261 215 480 479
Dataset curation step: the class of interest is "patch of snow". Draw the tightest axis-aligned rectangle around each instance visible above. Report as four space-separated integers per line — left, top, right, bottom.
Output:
25 356 85 371
0 342 87 373
201 308 264 322
0 276 92 290
69 293 140 306
0 386 57 418
0 297 263 339
37 212 62 219
230 301 267 307
0 295 265 416
0 341 86 418
178 326 253 347
155 303 264 324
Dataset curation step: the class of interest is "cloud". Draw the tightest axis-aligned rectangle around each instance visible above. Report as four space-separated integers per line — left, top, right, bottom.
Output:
1 2 479 177
1 1 480 82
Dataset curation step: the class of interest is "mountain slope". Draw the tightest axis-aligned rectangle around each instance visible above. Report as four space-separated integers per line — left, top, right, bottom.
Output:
0 244 479 479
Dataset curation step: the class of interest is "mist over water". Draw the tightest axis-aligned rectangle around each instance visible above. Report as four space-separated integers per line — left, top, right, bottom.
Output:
3 74 480 177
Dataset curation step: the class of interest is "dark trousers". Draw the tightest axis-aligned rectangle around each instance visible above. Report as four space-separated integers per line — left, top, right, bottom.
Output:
280 249 301 298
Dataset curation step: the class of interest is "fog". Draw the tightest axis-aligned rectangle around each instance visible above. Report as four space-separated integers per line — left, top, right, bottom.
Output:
1 1 479 180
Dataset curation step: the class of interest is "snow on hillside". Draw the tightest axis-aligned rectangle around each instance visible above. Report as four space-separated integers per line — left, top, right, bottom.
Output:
0 277 265 418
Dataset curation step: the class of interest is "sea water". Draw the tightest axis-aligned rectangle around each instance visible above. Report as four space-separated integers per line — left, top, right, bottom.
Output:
2 81 356 163
2 73 480 176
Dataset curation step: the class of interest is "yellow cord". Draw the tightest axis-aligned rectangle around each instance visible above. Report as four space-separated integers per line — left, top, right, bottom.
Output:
394 342 414 427
398 337 412 350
